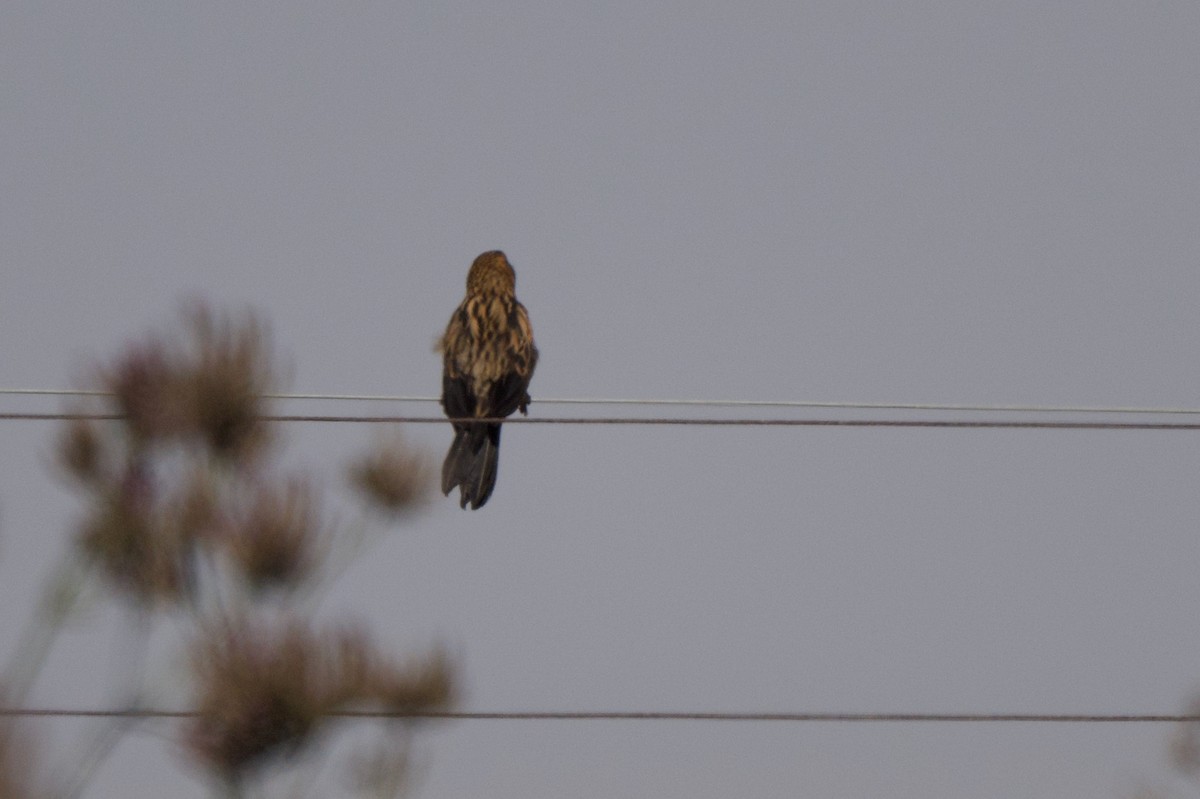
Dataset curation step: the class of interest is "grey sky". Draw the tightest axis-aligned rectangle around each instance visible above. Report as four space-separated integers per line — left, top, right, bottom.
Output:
3 2 1200 797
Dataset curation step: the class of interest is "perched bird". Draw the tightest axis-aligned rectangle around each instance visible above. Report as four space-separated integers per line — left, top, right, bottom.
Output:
438 250 538 509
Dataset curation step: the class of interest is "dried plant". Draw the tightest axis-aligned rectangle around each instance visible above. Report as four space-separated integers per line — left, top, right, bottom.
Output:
178 306 274 463
222 480 325 594
186 620 361 777
93 304 275 463
35 301 448 798
349 434 432 517
60 306 278 604
185 620 448 782
75 461 191 605
105 342 190 444
57 417 107 486
364 647 455 715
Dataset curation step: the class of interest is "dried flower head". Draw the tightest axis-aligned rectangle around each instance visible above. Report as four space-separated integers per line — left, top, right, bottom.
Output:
365 648 455 715
76 461 190 604
57 416 106 485
349 434 431 516
224 480 324 593
91 302 277 464
178 306 274 463
105 342 188 443
185 620 375 778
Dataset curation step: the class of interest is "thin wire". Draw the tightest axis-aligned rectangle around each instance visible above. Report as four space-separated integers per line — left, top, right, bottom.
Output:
0 708 1197 723
3 388 1200 416
3 412 1200 430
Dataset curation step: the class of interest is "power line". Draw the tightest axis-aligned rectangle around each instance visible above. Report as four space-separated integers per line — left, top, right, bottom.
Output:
3 412 1200 430
3 388 1200 416
0 707 1197 723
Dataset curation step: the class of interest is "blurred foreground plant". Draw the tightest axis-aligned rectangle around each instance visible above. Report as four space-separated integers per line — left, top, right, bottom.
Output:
1164 698 1200 796
186 621 451 777
3 303 445 799
1133 697 1200 799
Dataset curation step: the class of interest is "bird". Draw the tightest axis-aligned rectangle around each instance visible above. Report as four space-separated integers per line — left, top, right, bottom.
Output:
438 250 538 509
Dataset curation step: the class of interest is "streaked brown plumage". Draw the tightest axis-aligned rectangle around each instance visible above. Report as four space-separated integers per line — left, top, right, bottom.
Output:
438 250 538 509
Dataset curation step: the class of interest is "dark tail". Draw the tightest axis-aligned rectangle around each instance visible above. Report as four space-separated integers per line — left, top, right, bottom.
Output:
441 422 502 510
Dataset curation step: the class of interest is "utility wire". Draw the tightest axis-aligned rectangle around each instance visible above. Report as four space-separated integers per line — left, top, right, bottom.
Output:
3 388 1200 416
0 708 1197 723
3 412 1200 430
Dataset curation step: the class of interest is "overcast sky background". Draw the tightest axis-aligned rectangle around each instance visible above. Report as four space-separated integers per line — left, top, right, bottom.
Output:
3 3 1200 797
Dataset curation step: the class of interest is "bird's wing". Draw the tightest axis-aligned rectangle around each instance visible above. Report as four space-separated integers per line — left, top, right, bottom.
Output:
487 300 537 417
440 305 477 419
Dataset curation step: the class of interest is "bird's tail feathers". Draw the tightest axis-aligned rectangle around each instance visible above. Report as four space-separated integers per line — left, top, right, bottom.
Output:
440 427 472 496
442 423 502 510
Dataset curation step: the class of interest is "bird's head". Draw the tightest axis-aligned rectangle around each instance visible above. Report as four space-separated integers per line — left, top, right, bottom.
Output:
466 250 516 295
